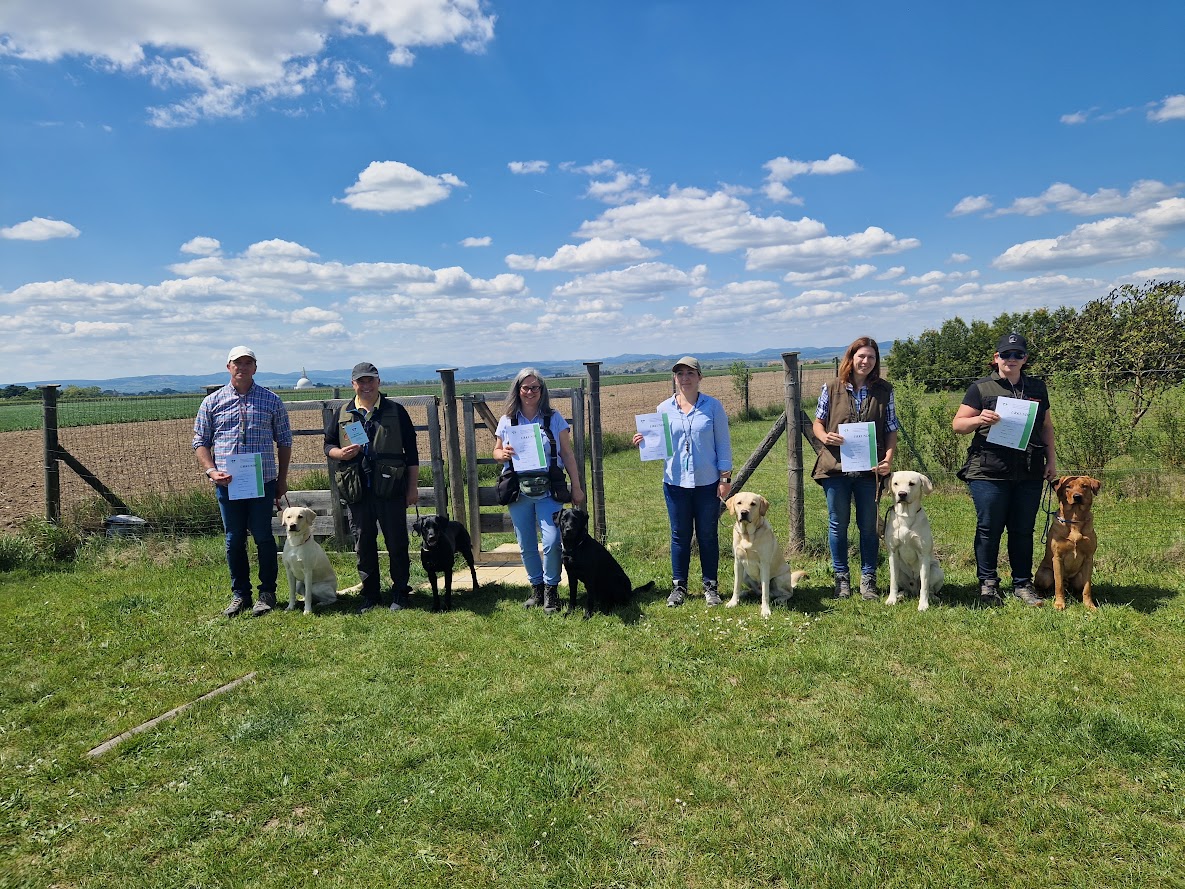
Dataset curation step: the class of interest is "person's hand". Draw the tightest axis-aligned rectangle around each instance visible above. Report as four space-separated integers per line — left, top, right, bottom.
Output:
631 433 644 448
825 431 845 446
209 469 231 487
406 486 420 507
875 458 893 477
338 443 362 460
275 478 288 506
1044 461 1058 482
571 484 585 507
501 443 516 463
979 409 1000 427
717 479 731 500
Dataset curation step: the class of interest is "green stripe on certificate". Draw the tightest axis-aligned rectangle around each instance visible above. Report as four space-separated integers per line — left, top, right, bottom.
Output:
1016 401 1037 450
662 413 674 457
864 422 877 469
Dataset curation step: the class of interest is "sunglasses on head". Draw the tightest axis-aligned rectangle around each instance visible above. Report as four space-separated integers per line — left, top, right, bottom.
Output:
999 350 1026 360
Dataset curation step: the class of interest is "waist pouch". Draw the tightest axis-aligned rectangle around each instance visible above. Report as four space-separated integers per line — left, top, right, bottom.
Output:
518 472 551 498
373 457 407 499
335 461 364 505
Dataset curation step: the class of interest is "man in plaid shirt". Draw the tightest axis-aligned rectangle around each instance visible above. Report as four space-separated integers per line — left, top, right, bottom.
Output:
193 346 293 617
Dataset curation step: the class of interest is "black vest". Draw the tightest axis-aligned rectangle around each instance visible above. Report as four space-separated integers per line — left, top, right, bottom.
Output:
812 378 893 481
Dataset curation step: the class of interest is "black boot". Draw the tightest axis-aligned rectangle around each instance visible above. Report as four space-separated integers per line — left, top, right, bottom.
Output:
542 584 560 614
523 582 544 609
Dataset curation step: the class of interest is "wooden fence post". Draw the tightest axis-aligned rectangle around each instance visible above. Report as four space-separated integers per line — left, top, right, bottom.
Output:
583 361 606 543
782 352 806 552
41 385 61 523
437 368 466 530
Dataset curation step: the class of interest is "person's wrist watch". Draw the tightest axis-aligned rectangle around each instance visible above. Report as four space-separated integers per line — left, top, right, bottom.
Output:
720 473 732 483
204 467 216 478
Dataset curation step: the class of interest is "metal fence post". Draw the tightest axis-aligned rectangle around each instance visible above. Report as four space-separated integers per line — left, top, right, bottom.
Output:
41 385 61 523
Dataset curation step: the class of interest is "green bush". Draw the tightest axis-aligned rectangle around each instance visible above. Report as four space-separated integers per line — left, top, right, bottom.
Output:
1049 373 1125 475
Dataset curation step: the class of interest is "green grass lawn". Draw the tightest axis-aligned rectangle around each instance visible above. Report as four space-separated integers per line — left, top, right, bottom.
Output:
3 417 1184 888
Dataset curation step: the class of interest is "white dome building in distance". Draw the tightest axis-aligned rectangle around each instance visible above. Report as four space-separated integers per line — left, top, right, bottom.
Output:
295 367 314 390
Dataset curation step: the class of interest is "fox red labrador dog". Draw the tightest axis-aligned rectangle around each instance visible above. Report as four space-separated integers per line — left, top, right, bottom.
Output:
1035 475 1102 610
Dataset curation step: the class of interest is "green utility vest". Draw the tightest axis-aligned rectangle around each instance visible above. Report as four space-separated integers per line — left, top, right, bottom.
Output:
811 378 892 482
334 397 406 503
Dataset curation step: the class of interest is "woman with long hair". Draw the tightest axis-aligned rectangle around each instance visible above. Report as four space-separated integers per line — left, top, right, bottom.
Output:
811 337 898 600
493 368 584 613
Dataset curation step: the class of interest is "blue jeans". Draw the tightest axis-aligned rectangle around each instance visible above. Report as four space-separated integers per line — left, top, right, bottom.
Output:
820 474 879 577
508 492 562 585
967 479 1043 584
215 480 278 600
663 482 721 583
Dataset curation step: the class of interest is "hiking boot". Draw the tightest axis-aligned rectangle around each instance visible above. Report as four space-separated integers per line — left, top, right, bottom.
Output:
703 579 722 607
1011 580 1045 607
859 574 879 601
978 578 1004 608
251 600 273 617
357 593 382 614
542 584 560 614
667 580 687 607
523 583 544 609
223 596 251 617
833 574 852 599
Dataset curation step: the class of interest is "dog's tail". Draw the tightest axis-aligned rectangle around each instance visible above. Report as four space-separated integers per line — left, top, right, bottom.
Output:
632 580 656 596
789 570 809 589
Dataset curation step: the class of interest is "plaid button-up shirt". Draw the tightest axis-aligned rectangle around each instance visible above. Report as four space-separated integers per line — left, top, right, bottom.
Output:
193 382 293 482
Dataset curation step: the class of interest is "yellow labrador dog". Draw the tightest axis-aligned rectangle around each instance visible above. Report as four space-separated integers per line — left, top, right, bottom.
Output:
726 492 807 619
884 472 944 611
281 506 338 615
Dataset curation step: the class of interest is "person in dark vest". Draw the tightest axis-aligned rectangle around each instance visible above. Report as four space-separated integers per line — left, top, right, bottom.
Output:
811 337 898 601
953 333 1057 608
324 362 420 612
493 368 585 613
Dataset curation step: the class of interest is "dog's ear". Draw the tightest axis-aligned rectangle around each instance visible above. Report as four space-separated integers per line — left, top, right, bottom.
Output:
1053 476 1069 491
920 474 933 495
552 510 562 525
725 496 738 517
1089 477 1102 495
301 507 316 523
757 495 769 517
412 518 424 535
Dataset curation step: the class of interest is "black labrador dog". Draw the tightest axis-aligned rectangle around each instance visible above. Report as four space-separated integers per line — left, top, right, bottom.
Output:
554 507 654 618
412 514 480 612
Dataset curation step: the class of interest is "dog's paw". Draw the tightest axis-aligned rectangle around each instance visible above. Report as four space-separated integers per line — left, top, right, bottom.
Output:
760 605 772 619
885 593 899 606
917 600 929 612
285 603 298 612
725 598 740 608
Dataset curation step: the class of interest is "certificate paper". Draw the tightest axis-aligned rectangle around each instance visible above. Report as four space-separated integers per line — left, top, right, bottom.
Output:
837 422 877 473
504 424 547 472
986 396 1039 450
342 420 369 447
635 413 674 462
225 453 265 500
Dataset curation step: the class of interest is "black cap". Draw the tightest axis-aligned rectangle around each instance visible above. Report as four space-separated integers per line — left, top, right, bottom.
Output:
996 332 1028 354
351 361 380 381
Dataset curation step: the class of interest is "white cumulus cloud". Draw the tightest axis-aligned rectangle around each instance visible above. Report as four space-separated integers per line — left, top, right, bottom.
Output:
337 161 465 212
506 238 659 272
508 160 548 174
1148 94 1185 122
950 195 993 217
0 216 80 240
745 227 920 271
180 236 222 256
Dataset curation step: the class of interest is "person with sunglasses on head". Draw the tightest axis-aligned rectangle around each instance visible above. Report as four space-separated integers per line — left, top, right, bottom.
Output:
953 333 1057 608
194 346 294 618
493 368 585 613
632 356 732 608
811 336 898 601
324 362 420 613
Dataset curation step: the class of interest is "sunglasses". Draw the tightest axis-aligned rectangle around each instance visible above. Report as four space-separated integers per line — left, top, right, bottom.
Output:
999 351 1026 360
519 385 541 393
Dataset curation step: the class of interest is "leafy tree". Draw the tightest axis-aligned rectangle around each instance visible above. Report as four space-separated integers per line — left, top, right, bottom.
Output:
729 360 751 416
60 385 102 399
2 384 30 399
1045 280 1185 442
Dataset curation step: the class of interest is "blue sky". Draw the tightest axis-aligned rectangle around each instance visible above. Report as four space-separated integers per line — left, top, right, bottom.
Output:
2 1 1183 383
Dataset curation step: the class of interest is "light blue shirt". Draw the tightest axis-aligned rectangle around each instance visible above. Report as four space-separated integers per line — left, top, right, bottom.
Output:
657 393 732 488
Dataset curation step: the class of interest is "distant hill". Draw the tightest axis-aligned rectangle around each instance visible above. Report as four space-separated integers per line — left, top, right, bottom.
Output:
15 346 861 394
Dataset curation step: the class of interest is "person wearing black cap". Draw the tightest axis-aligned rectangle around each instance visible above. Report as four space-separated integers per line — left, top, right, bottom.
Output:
953 333 1057 607
194 346 294 617
632 356 732 607
324 362 420 612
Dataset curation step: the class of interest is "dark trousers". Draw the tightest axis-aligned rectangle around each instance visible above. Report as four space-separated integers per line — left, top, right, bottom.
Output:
967 479 1044 584
663 481 721 583
347 494 410 603
215 479 278 600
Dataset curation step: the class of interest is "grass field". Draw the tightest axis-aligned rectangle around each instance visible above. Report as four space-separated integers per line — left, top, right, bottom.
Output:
3 416 1184 888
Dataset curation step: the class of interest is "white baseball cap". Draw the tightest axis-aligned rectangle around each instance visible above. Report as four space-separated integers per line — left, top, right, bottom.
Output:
227 346 256 362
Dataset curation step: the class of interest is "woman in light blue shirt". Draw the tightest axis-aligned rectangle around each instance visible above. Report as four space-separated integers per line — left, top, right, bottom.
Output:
634 357 732 607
